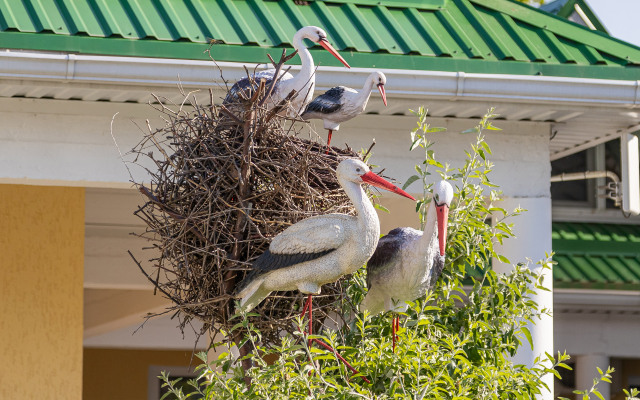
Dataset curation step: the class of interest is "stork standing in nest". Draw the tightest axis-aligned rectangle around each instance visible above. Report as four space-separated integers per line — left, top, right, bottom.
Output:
302 71 387 150
361 180 453 352
235 158 415 379
225 26 350 114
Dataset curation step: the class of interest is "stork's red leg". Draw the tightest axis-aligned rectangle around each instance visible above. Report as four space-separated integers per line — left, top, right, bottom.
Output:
308 294 313 345
300 294 311 326
325 130 333 154
392 316 397 353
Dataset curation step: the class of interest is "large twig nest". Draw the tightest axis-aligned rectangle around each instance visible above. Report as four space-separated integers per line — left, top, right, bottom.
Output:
130 66 366 345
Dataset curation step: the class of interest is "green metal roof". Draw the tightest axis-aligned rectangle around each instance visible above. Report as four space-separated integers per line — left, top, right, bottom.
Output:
540 0 608 34
553 222 640 290
1 0 640 80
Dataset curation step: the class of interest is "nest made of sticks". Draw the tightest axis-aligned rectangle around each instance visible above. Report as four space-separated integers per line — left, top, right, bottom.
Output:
129 52 366 346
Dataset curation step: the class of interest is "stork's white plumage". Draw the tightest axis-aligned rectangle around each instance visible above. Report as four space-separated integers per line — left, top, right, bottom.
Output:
301 71 387 148
235 158 416 312
361 180 453 350
225 26 350 115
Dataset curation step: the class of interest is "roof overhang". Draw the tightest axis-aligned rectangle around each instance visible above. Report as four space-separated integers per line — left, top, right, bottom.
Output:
2 49 639 159
555 288 640 313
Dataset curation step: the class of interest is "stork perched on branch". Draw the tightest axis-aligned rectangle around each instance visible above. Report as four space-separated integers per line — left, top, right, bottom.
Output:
361 180 453 351
225 26 350 114
302 71 387 149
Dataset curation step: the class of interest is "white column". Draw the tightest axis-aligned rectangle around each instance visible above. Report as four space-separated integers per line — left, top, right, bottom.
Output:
575 354 610 400
493 196 553 398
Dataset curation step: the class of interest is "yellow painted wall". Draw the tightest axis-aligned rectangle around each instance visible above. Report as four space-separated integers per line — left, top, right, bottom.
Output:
84 348 199 400
0 184 84 399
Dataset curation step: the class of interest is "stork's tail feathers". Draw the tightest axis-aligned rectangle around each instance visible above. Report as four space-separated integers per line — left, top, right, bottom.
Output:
235 277 268 312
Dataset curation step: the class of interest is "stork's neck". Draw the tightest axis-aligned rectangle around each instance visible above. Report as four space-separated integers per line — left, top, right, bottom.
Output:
420 200 438 250
342 179 380 242
355 77 375 109
287 32 315 93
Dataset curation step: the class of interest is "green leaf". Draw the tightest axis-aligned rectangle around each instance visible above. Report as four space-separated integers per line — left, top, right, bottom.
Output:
374 203 390 213
410 137 422 151
426 126 447 133
521 326 534 350
403 175 420 190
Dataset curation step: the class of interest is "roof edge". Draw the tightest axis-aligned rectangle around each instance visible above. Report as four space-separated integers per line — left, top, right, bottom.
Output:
1 50 639 111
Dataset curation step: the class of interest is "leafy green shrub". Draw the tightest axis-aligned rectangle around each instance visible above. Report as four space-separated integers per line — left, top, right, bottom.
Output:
159 109 611 399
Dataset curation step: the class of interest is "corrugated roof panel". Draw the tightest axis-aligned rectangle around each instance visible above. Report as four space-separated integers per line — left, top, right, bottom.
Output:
422 10 468 58
249 0 291 46
438 9 487 59
402 8 443 56
495 12 546 62
309 2 356 51
223 0 269 45
258 1 302 42
57 0 101 36
344 3 388 53
454 0 512 60
196 1 240 44
474 6 527 61
1 0 640 80
553 223 640 290
32 0 72 35
608 256 640 283
375 6 420 54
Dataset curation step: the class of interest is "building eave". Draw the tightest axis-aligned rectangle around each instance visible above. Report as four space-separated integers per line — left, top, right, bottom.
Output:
555 288 640 313
1 49 639 159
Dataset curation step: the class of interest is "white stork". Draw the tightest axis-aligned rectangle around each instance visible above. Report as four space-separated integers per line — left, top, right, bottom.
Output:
236 158 415 313
301 71 387 149
361 180 453 351
225 26 350 114
235 158 414 381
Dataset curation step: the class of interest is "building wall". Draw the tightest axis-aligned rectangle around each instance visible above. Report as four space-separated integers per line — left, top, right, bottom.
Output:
83 348 200 400
0 98 554 396
0 184 84 399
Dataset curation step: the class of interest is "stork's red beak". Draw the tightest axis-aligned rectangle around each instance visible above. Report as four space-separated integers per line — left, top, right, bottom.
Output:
318 39 351 69
377 84 387 106
361 171 416 201
436 203 449 256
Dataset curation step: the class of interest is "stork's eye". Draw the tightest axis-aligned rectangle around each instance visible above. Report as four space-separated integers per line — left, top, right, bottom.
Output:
356 168 361 172
434 194 440 202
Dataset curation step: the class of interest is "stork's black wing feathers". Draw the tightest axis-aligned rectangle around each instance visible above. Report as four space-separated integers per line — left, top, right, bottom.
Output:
429 254 445 288
224 75 274 104
236 248 334 293
302 86 345 115
366 227 415 289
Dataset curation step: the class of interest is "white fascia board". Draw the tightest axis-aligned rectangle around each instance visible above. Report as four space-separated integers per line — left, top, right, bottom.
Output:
1 50 640 107
555 288 640 310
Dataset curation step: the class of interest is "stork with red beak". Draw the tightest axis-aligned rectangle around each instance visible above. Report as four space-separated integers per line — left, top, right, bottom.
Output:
235 158 415 380
236 158 415 313
225 26 350 114
301 71 387 149
361 180 453 351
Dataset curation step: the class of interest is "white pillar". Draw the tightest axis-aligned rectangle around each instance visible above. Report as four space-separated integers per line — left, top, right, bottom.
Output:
494 196 553 398
575 354 610 400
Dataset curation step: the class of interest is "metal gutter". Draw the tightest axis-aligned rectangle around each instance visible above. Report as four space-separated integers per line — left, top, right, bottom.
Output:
2 50 640 108
555 288 640 310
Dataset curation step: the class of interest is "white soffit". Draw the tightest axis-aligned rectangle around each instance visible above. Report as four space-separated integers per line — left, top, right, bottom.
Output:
1 49 640 159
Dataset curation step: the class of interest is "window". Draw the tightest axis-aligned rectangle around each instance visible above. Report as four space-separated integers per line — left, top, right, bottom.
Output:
148 365 203 400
